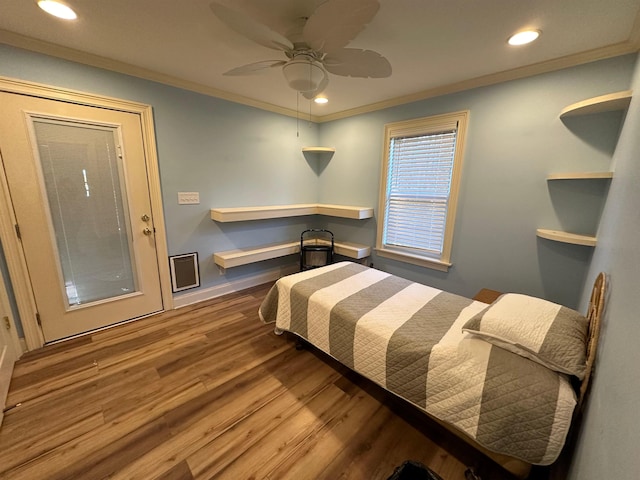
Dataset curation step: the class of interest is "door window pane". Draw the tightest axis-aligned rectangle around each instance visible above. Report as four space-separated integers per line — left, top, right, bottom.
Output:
32 119 138 306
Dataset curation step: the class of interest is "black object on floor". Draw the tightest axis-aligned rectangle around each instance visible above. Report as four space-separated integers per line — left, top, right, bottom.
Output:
300 229 334 271
387 460 444 480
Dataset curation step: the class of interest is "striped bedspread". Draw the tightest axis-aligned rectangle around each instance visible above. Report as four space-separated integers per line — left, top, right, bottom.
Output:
259 262 577 465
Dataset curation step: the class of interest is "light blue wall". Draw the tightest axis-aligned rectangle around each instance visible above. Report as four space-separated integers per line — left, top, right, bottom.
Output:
568 52 640 480
0 44 320 293
0 44 635 311
318 55 635 307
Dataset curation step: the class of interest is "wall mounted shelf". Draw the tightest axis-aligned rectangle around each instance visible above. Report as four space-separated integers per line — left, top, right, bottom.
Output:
302 146 336 153
536 229 597 247
211 203 374 222
559 90 632 118
212 202 374 273
214 242 300 270
547 172 613 181
214 239 371 272
538 90 632 249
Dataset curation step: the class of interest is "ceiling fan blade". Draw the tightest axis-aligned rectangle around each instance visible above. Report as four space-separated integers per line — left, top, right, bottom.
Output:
223 60 287 76
301 72 329 100
210 2 294 52
323 48 391 78
303 0 380 54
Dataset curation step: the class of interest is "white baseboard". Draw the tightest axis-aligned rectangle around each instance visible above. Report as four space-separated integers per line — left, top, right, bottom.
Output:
173 263 298 309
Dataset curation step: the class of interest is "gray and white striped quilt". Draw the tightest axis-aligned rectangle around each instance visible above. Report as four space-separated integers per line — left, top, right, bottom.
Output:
259 262 577 465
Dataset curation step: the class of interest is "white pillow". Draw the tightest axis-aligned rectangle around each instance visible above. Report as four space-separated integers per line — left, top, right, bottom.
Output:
462 294 588 379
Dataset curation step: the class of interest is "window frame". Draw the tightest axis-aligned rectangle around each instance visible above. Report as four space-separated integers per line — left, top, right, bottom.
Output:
375 110 469 272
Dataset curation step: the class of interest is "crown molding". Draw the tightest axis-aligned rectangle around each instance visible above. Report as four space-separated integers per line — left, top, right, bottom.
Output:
1 28 638 124
0 29 320 123
317 40 640 123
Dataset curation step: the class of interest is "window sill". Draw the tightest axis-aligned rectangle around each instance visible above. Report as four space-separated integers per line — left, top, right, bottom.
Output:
374 248 452 272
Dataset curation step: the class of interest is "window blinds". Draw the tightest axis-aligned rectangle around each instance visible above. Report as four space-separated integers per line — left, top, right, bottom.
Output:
383 128 457 256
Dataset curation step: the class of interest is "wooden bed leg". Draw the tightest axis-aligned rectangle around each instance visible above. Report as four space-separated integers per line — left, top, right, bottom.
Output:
295 338 306 350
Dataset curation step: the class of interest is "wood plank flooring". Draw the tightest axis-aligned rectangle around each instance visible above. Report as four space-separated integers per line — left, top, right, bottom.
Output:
0 283 545 480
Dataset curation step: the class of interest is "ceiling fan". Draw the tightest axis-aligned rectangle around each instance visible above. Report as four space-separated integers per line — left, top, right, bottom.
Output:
209 0 392 99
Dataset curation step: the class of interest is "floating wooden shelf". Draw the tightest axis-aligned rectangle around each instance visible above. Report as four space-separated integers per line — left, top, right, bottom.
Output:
302 146 336 153
211 203 374 222
536 229 596 247
211 204 316 222
315 204 373 219
214 239 371 271
214 242 300 269
322 240 371 259
543 91 629 250
547 172 613 180
560 90 632 118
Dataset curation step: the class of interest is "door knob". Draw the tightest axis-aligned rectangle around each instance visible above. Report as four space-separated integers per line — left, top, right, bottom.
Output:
141 214 150 222
143 227 153 236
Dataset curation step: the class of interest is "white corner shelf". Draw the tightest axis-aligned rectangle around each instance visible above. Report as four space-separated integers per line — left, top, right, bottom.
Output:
536 229 597 247
559 90 632 118
210 203 374 222
302 146 336 153
211 204 317 222
214 240 371 271
315 204 373 219
212 202 374 272
214 242 300 270
328 240 371 259
547 171 613 181
541 91 631 249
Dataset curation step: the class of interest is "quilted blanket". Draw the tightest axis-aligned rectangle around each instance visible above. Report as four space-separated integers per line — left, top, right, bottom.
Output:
259 262 577 465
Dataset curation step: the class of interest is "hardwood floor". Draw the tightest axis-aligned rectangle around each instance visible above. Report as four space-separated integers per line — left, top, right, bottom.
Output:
1 283 532 480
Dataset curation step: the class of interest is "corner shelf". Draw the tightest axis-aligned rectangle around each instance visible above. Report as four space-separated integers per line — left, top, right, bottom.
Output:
536 229 596 247
315 204 373 219
302 146 336 153
214 240 371 271
539 91 631 248
212 202 374 272
559 90 632 118
214 242 300 270
210 203 374 222
547 172 613 181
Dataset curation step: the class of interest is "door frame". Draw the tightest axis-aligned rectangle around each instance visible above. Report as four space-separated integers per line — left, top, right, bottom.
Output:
0 75 173 350
0 254 22 427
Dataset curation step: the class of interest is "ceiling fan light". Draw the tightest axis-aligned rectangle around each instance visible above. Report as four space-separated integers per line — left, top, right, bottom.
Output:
314 96 328 104
282 57 325 93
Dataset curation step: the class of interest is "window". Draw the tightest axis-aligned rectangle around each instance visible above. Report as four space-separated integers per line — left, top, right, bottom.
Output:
376 111 469 272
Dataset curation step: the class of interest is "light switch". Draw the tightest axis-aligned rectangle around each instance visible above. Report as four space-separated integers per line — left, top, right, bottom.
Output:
178 192 200 204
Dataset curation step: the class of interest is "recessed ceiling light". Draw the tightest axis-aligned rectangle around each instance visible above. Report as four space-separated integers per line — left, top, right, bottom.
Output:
508 30 540 46
314 96 328 104
37 0 77 20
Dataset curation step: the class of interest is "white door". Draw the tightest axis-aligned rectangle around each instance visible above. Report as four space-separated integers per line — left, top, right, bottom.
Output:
0 92 164 342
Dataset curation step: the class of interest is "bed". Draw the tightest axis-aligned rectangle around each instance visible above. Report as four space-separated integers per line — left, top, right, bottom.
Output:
258 262 606 478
